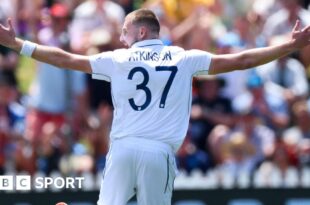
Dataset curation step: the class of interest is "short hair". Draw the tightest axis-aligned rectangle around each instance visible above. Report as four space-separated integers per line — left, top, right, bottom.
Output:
128 9 160 34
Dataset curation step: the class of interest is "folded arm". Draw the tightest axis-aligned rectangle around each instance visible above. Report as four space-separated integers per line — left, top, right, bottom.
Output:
209 21 310 75
0 19 92 73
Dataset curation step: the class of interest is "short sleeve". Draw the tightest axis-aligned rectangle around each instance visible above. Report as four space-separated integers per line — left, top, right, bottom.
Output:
89 51 115 82
185 49 213 76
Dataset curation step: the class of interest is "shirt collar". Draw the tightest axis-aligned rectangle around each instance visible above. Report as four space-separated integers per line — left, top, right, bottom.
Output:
131 39 163 48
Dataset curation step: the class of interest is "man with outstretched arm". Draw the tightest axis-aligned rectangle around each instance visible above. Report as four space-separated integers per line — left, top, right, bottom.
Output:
0 8 309 205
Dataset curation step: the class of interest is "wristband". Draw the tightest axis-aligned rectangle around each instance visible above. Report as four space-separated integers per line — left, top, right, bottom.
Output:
20 40 37 57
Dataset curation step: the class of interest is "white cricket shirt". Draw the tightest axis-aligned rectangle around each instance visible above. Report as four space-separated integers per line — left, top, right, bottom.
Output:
90 39 212 152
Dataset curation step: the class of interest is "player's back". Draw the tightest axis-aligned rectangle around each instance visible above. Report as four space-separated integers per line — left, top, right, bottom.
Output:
90 39 212 151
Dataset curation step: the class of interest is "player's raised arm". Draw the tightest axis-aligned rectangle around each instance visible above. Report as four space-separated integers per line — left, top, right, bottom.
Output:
208 20 310 75
0 18 92 73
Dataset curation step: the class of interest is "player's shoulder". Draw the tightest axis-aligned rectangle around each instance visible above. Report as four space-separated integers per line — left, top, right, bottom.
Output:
165 45 185 52
185 49 213 57
112 48 133 57
113 48 128 54
93 48 128 58
110 48 134 62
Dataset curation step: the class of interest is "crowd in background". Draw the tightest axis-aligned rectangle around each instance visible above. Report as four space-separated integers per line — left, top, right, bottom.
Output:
0 0 310 188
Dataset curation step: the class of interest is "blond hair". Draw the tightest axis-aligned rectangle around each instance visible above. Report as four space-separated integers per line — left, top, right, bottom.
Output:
127 9 160 34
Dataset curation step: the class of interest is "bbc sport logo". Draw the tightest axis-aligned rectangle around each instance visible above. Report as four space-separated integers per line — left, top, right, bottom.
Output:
0 175 84 191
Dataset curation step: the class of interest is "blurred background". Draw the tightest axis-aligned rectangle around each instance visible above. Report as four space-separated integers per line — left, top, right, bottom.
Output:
0 0 310 204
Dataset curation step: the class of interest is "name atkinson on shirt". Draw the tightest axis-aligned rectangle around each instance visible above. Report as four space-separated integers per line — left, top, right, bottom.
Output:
129 51 172 62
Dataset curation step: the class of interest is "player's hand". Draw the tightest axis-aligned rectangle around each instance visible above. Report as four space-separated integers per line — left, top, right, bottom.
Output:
0 18 17 49
290 20 310 49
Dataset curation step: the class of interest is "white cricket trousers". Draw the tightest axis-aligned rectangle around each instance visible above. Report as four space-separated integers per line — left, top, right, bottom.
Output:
97 137 177 205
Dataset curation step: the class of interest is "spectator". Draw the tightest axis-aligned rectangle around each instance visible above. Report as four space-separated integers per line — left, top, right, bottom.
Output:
186 76 234 171
176 132 212 173
116 0 135 14
217 0 256 28
0 72 25 174
0 8 19 89
191 76 234 138
262 0 310 67
263 0 310 40
37 122 68 175
207 124 230 165
233 72 289 134
69 0 125 54
0 0 309 188
24 3 87 165
86 29 114 109
144 0 223 49
69 0 125 110
82 103 112 171
257 54 308 105
209 99 276 175
215 9 266 99
143 0 216 25
220 131 257 177
215 32 251 100
283 100 310 165
257 139 299 187
15 0 44 38
251 0 281 19
272 140 299 174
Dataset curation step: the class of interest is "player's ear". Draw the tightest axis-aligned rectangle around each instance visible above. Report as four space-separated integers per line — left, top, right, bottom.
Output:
139 26 147 39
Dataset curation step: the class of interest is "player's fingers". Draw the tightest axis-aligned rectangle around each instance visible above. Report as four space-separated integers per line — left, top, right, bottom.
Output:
292 20 300 32
301 25 310 33
7 18 13 31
